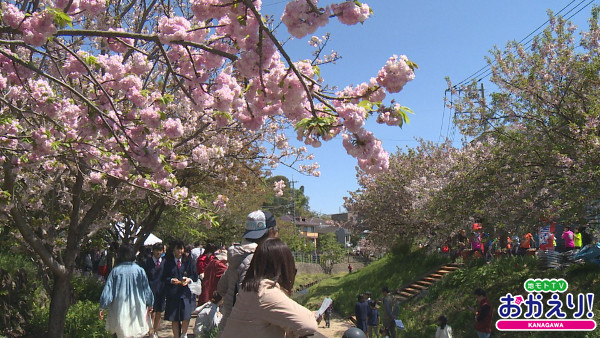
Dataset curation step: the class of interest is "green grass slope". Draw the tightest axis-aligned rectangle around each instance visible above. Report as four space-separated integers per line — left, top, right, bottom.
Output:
398 256 600 337
297 249 449 315
300 251 600 338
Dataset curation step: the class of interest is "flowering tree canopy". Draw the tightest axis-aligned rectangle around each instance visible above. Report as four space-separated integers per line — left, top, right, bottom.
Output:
0 0 416 335
345 139 461 247
348 8 600 249
449 9 600 229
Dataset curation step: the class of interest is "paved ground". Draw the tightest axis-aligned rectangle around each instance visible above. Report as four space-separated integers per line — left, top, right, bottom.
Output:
155 311 354 337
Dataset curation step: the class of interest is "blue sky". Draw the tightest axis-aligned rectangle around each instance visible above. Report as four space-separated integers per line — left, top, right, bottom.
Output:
264 1 594 215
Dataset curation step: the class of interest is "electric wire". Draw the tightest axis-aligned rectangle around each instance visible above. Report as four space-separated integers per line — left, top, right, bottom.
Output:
453 0 585 88
472 0 595 83
446 0 597 143
439 90 448 142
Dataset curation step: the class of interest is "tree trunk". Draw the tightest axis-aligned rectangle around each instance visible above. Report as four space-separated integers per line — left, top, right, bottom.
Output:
47 272 72 338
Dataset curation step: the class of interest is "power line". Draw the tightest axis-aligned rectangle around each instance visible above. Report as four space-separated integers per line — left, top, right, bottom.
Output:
445 0 596 142
439 90 448 143
472 0 595 84
453 0 588 88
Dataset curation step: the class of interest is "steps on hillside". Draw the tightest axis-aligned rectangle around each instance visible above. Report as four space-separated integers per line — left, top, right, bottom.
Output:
394 263 462 302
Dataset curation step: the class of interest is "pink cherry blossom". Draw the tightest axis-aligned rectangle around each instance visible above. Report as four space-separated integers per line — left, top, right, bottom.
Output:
54 0 80 13
376 54 415 93
158 16 191 44
281 0 330 39
21 11 57 47
191 0 229 21
1 3 25 29
107 28 134 53
212 194 229 209
163 118 184 138
63 53 88 79
127 53 152 75
273 180 286 196
80 0 106 15
331 1 371 25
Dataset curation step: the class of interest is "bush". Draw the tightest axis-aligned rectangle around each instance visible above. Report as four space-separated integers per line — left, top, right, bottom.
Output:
71 274 104 303
0 253 43 336
64 300 111 338
390 240 411 257
27 299 49 334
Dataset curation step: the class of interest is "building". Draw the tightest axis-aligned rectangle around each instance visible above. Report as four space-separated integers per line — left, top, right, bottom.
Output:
280 215 351 248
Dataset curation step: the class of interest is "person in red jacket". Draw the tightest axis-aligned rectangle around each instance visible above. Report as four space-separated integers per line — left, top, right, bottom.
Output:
198 250 228 305
472 288 493 338
196 243 217 279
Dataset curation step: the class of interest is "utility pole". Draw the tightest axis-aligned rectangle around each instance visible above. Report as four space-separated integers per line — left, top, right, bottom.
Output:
450 83 485 115
290 176 298 225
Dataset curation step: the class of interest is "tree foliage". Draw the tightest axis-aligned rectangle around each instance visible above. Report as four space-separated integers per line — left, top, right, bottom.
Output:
345 139 461 247
262 175 312 217
347 8 600 247
449 9 600 231
317 232 345 274
0 0 417 335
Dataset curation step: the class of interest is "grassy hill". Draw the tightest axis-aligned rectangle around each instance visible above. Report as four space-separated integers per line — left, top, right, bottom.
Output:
299 250 600 337
296 247 449 315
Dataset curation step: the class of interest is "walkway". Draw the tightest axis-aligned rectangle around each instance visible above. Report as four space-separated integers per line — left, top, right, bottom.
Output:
155 312 350 337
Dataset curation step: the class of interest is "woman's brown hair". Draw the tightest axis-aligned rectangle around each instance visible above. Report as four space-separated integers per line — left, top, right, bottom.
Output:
241 238 296 295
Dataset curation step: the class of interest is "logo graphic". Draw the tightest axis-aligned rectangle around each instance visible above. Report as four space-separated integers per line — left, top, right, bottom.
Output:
496 278 596 331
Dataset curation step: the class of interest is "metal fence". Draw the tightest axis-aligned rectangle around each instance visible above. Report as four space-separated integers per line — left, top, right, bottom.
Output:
292 251 321 264
291 252 363 265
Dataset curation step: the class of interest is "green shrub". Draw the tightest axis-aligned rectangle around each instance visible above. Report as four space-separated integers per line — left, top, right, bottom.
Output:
0 253 44 336
390 240 411 257
0 252 37 276
64 300 110 338
71 274 104 303
27 300 49 334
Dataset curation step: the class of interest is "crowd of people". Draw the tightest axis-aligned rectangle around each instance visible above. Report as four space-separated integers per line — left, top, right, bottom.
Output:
440 223 588 262
97 215 568 337
342 284 495 338
97 210 320 338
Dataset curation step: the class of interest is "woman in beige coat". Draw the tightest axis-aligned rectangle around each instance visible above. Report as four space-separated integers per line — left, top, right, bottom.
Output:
222 238 318 338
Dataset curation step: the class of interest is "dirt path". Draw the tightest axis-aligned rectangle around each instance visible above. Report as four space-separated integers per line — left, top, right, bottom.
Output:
315 312 355 337
155 312 354 337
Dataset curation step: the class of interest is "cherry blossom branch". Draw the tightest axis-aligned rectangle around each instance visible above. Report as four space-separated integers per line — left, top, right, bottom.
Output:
55 29 239 61
3 158 68 277
242 0 316 115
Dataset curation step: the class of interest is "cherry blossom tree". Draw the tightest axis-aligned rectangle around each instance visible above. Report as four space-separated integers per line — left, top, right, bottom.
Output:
447 8 600 233
349 9 600 248
0 0 416 334
345 139 461 247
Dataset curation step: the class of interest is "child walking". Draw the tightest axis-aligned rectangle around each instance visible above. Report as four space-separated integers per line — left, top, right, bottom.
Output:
367 301 380 338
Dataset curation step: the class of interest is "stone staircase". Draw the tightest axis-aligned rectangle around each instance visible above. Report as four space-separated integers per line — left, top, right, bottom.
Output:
396 263 462 302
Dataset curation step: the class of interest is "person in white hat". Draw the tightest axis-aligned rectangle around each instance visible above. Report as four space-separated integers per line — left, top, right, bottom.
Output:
217 210 278 332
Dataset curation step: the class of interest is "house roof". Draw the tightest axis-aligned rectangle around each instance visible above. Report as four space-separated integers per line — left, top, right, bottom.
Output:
280 215 328 226
314 225 338 234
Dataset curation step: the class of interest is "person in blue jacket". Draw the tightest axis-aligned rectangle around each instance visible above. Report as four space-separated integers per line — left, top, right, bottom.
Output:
163 240 197 338
99 244 154 338
142 242 165 338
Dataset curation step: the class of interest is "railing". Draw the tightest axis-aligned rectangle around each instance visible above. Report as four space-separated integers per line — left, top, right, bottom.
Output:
291 252 358 265
292 251 321 264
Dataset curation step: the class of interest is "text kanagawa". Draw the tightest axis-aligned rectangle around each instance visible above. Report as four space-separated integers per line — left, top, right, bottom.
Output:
528 322 564 328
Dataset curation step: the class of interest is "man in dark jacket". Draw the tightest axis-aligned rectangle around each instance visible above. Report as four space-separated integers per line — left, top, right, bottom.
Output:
142 242 165 338
354 294 369 333
473 288 493 338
